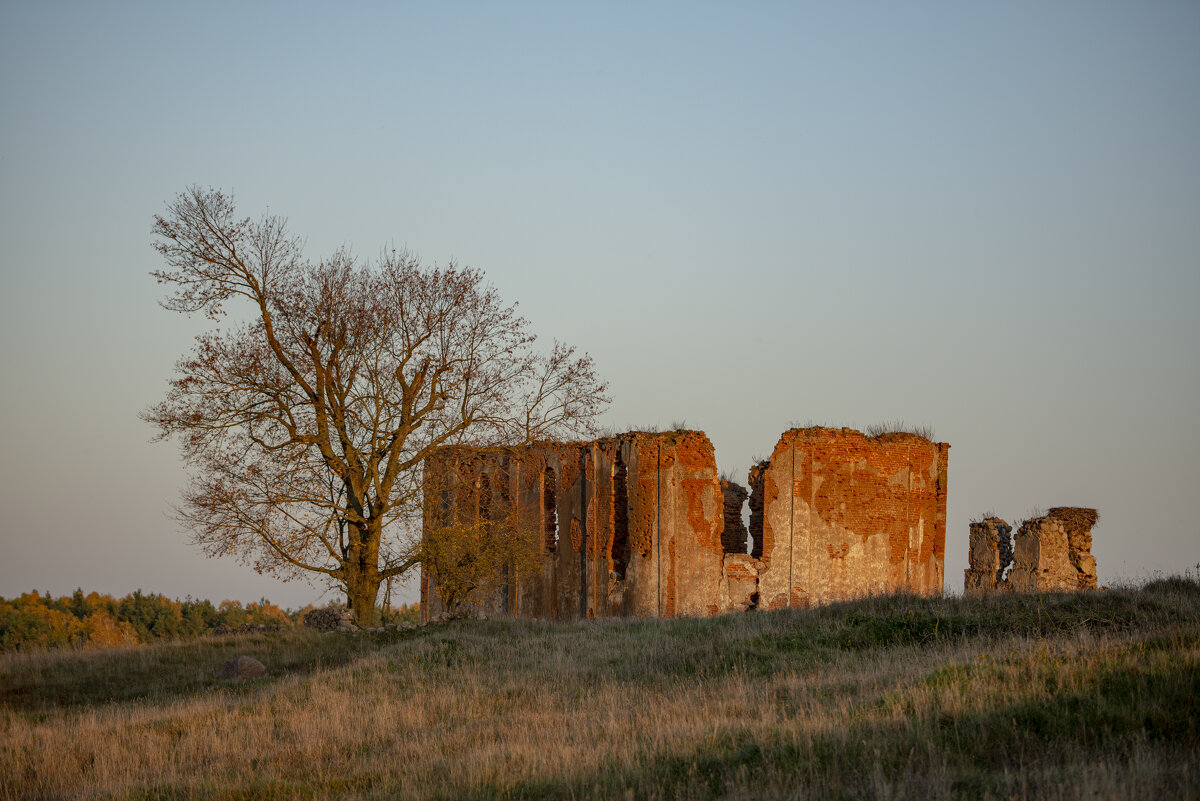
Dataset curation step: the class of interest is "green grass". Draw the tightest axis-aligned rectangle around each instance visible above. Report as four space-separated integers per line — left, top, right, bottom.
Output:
0 628 413 716
2 582 1198 800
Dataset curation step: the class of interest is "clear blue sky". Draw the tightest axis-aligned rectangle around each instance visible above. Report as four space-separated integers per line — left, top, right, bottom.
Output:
2 1 1197 609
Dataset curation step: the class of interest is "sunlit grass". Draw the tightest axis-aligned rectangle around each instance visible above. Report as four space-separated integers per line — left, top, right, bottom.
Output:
2 581 1197 800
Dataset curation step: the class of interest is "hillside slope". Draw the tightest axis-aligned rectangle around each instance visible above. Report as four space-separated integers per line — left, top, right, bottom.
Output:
2 581 1198 800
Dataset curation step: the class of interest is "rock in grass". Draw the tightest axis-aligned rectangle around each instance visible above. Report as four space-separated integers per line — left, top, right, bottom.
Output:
302 606 356 632
217 656 267 680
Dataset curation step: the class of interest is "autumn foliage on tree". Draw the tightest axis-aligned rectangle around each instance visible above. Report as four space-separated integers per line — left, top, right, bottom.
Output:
420 462 548 616
144 188 608 626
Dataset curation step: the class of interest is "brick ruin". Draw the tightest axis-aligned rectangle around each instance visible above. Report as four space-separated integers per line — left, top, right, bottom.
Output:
420 426 949 622
963 507 1098 596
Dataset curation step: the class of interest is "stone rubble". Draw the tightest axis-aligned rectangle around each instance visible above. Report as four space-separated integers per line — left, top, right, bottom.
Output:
302 606 357 632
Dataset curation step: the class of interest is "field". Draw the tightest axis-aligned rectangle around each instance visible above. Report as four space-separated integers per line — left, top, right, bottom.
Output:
2 580 1198 800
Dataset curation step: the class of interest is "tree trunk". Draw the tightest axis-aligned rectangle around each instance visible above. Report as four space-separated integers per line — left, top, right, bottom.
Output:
346 570 382 627
344 520 384 627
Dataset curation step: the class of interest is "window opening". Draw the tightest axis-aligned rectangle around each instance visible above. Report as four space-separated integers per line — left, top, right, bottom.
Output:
612 451 630 579
543 466 558 552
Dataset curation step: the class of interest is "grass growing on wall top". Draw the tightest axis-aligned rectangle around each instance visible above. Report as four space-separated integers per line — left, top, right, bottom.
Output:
2 581 1198 800
864 420 936 440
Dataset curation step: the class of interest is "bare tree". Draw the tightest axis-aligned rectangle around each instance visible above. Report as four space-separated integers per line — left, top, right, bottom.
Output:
144 187 608 625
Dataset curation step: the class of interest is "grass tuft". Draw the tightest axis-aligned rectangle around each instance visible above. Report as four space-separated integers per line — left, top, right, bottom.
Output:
864 420 936 440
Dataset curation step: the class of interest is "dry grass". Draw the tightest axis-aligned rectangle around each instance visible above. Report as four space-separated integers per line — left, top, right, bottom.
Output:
864 420 936 440
2 583 1198 800
717 470 746 486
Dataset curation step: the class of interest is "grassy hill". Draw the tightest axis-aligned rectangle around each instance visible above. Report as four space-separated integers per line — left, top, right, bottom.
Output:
2 580 1198 800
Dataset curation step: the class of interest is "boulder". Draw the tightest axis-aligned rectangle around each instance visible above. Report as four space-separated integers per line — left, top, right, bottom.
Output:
217 655 268 680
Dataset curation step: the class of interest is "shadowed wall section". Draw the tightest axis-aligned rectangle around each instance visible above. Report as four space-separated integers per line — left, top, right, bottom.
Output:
421 427 949 622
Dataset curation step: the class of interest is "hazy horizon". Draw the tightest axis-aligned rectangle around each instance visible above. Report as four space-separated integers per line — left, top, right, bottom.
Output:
2 2 1197 610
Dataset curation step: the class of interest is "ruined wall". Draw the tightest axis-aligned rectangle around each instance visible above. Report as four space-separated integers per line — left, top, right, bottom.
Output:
749 428 949 610
421 431 731 622
963 508 1098 595
1009 508 1099 592
963 517 1012 597
422 426 950 622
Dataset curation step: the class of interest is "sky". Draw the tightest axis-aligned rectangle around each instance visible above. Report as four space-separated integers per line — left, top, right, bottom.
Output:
1 1 1197 610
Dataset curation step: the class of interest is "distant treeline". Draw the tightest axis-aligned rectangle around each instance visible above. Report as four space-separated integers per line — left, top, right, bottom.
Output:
0 590 418 652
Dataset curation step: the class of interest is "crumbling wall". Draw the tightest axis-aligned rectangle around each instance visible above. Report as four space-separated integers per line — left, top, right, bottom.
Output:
1009 508 1099 592
963 517 1012 597
422 431 730 622
422 425 951 622
753 427 949 610
963 507 1098 595
1049 507 1099 590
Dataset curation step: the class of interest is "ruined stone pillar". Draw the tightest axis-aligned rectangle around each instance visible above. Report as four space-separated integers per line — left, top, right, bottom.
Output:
963 517 1011 597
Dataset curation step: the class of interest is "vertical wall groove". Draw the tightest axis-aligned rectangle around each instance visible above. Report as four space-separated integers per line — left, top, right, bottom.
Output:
656 441 662 618
788 440 795 608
